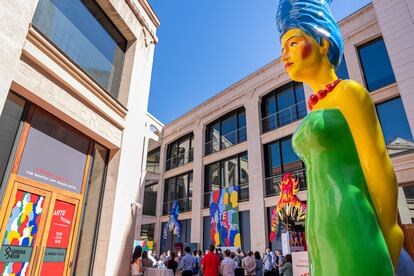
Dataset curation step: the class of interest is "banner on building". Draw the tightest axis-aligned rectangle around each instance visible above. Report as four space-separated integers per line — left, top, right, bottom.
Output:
209 186 241 247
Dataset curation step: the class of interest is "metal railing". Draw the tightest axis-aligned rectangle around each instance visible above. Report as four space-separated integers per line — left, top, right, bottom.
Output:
205 126 247 155
146 162 160 174
262 101 307 133
202 183 249 208
162 197 192 215
265 168 307 197
165 149 194 171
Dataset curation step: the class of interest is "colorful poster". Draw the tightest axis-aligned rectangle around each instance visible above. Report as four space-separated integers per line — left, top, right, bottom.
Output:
209 186 240 247
133 240 153 252
40 200 76 276
0 190 45 275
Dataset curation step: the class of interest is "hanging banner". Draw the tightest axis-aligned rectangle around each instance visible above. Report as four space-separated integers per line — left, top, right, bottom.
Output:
209 186 241 247
162 201 181 241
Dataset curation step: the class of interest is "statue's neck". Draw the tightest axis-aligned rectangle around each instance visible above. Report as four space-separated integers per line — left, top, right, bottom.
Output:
305 68 339 93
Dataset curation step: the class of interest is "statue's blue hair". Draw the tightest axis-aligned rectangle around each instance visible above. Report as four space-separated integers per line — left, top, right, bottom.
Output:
276 0 343 68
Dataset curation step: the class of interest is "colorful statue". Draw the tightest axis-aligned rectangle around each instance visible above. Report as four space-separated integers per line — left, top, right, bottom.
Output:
162 201 181 240
276 0 403 275
269 173 306 241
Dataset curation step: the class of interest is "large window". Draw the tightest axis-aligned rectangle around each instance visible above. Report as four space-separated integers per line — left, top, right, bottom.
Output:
376 97 413 147
32 0 126 99
264 137 306 197
140 223 155 241
143 181 158 216
336 56 349 80
147 147 160 173
358 37 396 92
166 133 194 171
204 152 249 208
205 108 247 155
163 171 193 215
0 93 26 187
261 82 306 133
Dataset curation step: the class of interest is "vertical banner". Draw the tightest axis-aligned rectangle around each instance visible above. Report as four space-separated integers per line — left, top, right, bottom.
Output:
40 200 76 276
209 186 240 247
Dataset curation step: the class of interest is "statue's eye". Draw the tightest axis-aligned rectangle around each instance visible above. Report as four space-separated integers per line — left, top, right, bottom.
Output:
290 41 298 47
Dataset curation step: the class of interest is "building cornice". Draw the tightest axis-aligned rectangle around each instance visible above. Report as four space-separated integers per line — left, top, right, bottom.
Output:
125 0 159 44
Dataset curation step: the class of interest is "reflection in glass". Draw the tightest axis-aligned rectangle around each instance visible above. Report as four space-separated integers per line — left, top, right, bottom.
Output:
0 93 25 185
73 144 109 275
32 0 126 98
166 133 194 170
163 171 193 215
358 38 396 92
143 181 158 216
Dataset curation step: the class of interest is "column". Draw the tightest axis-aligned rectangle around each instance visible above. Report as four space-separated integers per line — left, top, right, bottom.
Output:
372 0 414 137
190 125 204 246
154 142 167 253
245 95 267 252
0 0 39 113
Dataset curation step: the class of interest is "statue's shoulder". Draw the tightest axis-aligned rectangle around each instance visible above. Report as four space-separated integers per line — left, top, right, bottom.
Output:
338 79 371 102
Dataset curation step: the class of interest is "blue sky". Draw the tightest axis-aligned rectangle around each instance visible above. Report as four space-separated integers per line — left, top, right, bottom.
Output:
148 0 372 124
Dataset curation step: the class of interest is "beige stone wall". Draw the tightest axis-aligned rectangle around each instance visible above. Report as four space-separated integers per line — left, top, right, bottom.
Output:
141 3 414 254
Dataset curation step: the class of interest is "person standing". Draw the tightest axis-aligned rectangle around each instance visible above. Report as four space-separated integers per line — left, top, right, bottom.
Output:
131 246 143 276
141 251 154 268
179 247 195 276
201 245 220 276
148 250 157 264
275 250 285 276
269 250 277 276
242 251 256 276
220 249 235 276
167 252 179 275
263 249 272 276
234 248 244 276
254 252 263 276
279 255 292 276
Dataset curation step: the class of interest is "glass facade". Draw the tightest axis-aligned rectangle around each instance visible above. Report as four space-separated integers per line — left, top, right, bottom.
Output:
204 152 249 208
141 223 155 241
261 82 306 133
143 180 158 216
358 37 396 92
264 137 306 197
160 219 191 253
205 108 247 155
0 94 25 186
163 171 193 215
376 97 413 146
166 133 194 170
73 144 109 275
32 0 126 99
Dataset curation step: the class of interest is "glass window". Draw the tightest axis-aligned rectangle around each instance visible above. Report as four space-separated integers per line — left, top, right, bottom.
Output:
73 144 109 275
264 137 305 197
358 38 396 92
205 108 246 155
141 224 155 241
166 133 194 170
203 152 249 208
376 97 413 146
146 147 160 173
143 181 158 216
203 216 212 250
0 94 25 185
261 82 306 132
239 211 251 251
336 56 349 80
18 109 90 194
163 171 193 215
32 0 126 98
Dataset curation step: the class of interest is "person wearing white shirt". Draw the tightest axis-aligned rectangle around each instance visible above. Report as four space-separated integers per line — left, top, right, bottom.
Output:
220 250 235 276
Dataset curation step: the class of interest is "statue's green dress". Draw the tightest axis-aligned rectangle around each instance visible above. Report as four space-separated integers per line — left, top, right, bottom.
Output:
292 109 393 276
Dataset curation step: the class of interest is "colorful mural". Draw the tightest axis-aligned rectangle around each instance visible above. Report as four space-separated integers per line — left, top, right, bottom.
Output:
0 190 45 275
209 186 241 247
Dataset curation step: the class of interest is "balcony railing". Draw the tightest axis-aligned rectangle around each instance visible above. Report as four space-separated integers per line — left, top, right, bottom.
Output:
146 162 160 174
262 101 307 133
205 126 247 155
165 149 194 171
265 168 307 197
203 183 249 208
162 197 192 215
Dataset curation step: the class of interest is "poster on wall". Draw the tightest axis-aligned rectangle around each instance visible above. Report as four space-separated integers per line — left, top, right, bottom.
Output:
209 186 241 247
40 200 76 276
133 240 153 252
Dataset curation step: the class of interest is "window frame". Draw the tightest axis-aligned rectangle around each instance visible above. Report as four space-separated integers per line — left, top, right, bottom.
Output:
163 171 193 215
165 133 194 170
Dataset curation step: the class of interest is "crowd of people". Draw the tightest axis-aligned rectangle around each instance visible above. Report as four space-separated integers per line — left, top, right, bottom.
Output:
131 245 293 276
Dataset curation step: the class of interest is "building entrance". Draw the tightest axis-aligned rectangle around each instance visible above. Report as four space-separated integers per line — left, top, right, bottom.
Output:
0 177 81 275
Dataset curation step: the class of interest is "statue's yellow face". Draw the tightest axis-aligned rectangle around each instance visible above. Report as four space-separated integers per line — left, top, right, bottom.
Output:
281 28 326 81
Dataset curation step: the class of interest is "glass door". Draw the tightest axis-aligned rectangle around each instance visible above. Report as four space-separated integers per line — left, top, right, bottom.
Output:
0 179 52 275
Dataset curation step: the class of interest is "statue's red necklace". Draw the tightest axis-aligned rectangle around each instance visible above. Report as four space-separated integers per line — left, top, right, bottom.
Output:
307 79 342 110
